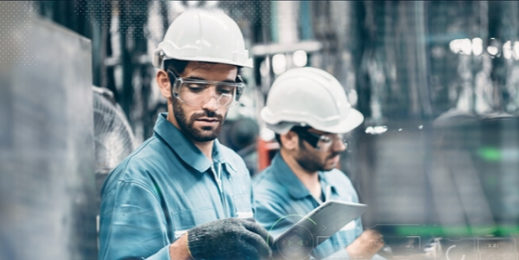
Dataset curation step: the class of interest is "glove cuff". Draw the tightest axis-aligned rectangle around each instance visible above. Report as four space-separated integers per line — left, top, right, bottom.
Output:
185 231 195 259
187 229 206 259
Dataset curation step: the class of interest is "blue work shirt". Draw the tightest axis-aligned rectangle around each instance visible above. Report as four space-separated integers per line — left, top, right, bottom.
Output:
99 113 253 260
253 153 363 259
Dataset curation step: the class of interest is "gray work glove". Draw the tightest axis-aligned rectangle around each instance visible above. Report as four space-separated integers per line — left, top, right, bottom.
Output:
187 218 274 260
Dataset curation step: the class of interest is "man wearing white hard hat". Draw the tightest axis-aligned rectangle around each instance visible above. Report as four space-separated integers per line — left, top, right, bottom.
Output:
253 67 384 259
99 9 272 260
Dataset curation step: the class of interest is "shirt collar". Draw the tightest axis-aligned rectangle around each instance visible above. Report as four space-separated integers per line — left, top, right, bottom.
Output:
318 171 338 195
153 113 233 175
271 153 312 200
212 138 237 175
271 153 338 200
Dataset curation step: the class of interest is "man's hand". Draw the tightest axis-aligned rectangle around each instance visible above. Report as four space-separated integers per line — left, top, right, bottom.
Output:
346 229 384 259
169 233 191 260
183 218 273 260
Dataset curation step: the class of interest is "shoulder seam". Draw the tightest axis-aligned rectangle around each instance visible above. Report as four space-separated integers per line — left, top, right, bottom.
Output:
116 179 160 201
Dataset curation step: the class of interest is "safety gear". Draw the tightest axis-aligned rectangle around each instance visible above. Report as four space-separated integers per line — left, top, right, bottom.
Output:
153 9 252 68
167 70 244 107
291 126 349 151
187 218 273 260
261 67 363 134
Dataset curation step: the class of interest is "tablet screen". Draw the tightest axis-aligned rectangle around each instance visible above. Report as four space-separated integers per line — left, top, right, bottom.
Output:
273 200 367 258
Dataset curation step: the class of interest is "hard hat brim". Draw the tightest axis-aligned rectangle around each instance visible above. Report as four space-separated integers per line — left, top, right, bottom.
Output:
262 107 364 134
164 54 253 68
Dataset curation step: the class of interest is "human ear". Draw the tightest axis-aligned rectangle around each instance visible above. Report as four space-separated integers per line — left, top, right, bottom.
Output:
281 131 298 150
156 70 171 98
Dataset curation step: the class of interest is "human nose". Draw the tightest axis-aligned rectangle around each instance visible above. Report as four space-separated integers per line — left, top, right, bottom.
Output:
331 136 347 152
201 89 220 110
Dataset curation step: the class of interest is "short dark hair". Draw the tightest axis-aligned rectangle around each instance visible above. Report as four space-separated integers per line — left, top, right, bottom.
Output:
275 126 307 147
164 59 189 75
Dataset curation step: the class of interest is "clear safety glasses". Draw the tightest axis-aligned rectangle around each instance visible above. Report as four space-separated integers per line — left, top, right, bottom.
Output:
292 127 349 151
168 70 244 107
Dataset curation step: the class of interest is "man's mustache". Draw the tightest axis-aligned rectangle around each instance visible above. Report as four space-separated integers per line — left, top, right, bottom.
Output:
328 152 341 159
191 110 224 121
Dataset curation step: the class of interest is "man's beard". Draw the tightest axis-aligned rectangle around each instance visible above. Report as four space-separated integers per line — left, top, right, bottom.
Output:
295 142 340 172
173 100 225 142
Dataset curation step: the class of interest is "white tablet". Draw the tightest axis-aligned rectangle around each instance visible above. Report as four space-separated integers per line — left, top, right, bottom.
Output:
273 200 367 258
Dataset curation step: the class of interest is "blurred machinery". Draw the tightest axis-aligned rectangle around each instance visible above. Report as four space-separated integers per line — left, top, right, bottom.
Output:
0 3 97 258
93 86 136 189
92 86 137 235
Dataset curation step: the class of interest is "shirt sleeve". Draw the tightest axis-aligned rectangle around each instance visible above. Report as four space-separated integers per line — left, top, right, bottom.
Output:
99 180 172 260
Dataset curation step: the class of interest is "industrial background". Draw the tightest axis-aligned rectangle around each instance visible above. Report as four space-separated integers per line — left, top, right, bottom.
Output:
1 1 518 259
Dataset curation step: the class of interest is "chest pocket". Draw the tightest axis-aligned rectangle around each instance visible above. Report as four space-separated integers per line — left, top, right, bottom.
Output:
171 207 221 240
171 209 195 240
223 163 253 218
231 191 253 218
228 181 253 218
169 190 220 240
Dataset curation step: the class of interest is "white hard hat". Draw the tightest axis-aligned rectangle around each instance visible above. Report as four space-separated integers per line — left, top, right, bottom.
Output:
153 8 252 68
261 67 364 134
